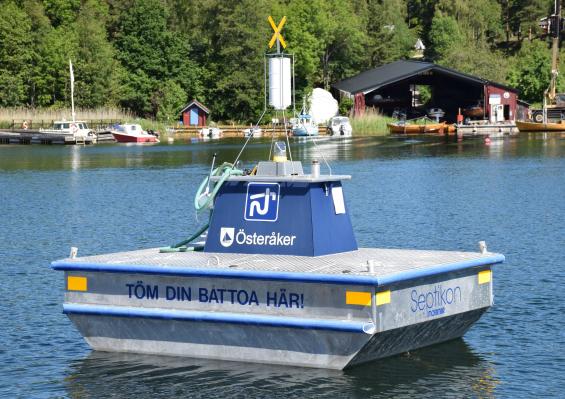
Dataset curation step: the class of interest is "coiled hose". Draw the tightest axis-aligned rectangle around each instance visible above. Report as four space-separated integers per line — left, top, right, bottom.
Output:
160 162 243 253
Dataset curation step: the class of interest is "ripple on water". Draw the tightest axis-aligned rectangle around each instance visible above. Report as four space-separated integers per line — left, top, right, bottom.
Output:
0 136 564 397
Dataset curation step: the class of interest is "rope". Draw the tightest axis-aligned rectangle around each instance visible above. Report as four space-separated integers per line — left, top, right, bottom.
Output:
308 135 332 175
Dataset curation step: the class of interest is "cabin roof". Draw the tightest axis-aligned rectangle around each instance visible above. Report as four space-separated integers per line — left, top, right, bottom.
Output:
332 60 516 94
180 99 210 114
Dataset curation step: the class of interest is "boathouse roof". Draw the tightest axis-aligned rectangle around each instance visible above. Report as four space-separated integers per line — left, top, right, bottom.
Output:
332 60 516 95
179 99 210 114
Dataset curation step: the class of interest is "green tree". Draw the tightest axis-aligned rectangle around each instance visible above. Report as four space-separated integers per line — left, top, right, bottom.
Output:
75 0 119 108
507 40 550 103
284 0 368 95
155 80 186 122
508 0 551 42
22 0 52 106
435 0 502 44
33 26 78 107
198 0 270 122
283 0 325 95
0 1 33 106
427 13 463 60
43 0 80 28
115 0 200 116
319 0 368 88
367 0 416 66
439 43 508 84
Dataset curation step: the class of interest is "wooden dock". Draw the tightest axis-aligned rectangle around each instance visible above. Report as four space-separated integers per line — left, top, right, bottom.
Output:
0 130 95 145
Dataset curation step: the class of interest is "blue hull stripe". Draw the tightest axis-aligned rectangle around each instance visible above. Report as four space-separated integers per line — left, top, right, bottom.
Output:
63 303 367 333
52 254 504 286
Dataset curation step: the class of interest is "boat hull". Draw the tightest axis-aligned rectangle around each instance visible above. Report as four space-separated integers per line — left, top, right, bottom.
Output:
387 123 453 134
516 120 565 132
462 107 484 118
54 248 499 369
112 132 158 143
67 306 485 369
292 126 319 136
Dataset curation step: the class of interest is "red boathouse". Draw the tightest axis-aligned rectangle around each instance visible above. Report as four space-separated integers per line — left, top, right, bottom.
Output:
180 99 210 126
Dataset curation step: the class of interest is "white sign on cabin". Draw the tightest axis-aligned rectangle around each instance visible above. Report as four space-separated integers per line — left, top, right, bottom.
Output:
489 94 501 105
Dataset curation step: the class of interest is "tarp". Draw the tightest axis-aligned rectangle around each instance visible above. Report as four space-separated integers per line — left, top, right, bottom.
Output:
308 88 339 124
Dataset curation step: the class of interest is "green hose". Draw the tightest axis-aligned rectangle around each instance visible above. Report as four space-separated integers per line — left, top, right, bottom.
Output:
160 162 243 253
194 162 243 211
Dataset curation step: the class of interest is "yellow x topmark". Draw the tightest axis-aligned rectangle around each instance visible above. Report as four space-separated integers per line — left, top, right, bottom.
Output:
268 16 287 49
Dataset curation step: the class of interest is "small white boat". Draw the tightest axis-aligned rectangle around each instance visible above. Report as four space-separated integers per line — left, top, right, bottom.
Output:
199 127 223 139
243 127 263 138
291 114 319 136
111 124 159 143
327 116 352 137
40 120 94 138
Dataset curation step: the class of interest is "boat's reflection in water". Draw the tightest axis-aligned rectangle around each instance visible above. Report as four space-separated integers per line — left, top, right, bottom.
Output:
65 339 498 398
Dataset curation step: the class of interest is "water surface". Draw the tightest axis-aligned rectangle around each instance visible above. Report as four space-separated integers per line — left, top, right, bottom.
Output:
0 135 564 397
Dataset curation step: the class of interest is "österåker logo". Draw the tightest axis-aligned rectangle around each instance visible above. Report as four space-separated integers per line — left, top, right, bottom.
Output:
244 182 280 222
220 227 235 247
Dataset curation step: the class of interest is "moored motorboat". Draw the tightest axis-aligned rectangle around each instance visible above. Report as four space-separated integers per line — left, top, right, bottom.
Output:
387 121 453 134
291 114 319 136
243 127 263 138
111 124 159 143
516 120 565 132
40 120 94 138
199 127 223 139
327 116 352 136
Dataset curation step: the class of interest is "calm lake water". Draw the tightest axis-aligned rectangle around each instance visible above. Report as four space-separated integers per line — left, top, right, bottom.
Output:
0 135 564 397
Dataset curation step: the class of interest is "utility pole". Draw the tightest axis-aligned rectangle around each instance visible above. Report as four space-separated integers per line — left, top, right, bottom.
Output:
548 0 561 102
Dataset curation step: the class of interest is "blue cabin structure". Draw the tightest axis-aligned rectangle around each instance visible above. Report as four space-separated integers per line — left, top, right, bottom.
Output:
204 161 357 256
180 99 210 126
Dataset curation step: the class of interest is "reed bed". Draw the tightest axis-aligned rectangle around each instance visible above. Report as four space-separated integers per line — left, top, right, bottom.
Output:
0 107 133 122
350 109 393 136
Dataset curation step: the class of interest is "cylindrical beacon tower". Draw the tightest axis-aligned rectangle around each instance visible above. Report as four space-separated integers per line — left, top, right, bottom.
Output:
269 56 291 110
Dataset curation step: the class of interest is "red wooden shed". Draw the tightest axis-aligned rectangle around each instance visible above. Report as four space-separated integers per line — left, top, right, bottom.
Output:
179 99 210 126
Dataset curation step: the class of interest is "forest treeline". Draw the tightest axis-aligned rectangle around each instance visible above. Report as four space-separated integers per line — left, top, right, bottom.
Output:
0 0 562 122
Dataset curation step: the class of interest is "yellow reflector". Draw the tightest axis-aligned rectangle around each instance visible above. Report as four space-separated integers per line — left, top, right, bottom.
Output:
346 291 371 306
478 270 492 284
376 290 391 306
68 276 87 291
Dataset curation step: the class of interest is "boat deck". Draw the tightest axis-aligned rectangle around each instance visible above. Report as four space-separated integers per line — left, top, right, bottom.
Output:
55 247 504 285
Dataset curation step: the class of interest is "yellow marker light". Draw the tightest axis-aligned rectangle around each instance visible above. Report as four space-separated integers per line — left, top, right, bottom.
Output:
268 16 287 49
478 270 492 284
68 276 87 291
346 291 371 306
376 290 391 306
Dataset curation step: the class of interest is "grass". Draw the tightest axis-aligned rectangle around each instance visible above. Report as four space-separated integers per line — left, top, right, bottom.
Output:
0 107 133 129
0 107 173 134
0 106 132 122
133 119 169 134
350 109 394 136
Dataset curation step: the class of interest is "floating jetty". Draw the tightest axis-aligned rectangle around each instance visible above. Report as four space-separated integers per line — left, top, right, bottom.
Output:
456 122 518 137
0 130 95 145
52 148 504 369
